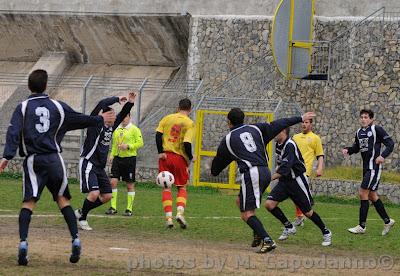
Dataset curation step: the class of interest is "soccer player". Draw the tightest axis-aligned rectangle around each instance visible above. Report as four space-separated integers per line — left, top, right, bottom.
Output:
343 109 395 235
266 128 332 246
75 92 136 230
155 98 195 229
0 69 114 265
106 113 144 216
292 118 324 226
211 108 316 253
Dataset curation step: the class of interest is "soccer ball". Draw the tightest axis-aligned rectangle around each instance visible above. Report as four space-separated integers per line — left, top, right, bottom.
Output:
156 171 175 188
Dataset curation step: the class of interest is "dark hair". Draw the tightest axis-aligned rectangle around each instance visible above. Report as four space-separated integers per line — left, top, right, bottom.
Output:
102 106 113 113
304 118 313 124
28 69 48 93
227 108 245 126
179 98 192 111
360 109 374 119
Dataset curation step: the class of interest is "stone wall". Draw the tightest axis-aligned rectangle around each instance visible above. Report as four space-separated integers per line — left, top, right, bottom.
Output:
188 15 400 171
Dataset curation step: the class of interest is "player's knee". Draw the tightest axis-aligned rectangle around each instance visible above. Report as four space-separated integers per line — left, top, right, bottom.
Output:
241 211 254 221
22 200 36 211
87 191 100 201
265 200 275 211
111 178 118 188
304 210 313 217
100 193 112 202
369 192 378 202
126 183 135 192
56 196 70 209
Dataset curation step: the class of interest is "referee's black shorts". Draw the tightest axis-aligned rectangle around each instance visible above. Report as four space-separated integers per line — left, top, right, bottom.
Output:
110 156 137 182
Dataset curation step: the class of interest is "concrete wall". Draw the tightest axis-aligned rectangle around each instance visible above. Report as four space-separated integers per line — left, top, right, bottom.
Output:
0 13 190 66
0 0 398 16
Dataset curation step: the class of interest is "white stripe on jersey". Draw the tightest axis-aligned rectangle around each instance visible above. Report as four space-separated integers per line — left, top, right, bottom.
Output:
369 125 376 170
282 138 305 179
225 129 252 169
248 125 269 163
51 100 65 153
20 100 28 156
84 129 103 160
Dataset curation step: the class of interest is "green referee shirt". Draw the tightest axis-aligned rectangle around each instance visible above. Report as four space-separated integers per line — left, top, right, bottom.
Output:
111 123 144 157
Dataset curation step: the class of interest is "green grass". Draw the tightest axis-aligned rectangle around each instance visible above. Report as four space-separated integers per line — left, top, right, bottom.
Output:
0 176 399 258
321 166 400 184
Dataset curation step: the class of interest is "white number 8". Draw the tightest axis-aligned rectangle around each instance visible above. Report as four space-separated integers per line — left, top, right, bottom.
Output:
35 107 50 133
240 132 257 152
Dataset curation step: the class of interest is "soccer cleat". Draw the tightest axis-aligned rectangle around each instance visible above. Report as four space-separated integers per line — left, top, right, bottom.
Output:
293 216 306 227
122 210 133 217
17 241 28 266
278 226 297 241
78 220 93 231
382 219 395 236
251 233 262 247
258 238 277 253
69 238 81 263
176 214 187 229
166 218 174 229
322 230 332 246
74 208 82 220
348 225 366 234
105 207 117 215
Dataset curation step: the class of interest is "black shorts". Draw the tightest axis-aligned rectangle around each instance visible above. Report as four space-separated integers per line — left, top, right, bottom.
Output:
238 166 271 212
22 153 71 202
110 156 137 182
79 158 112 194
267 174 313 214
361 168 381 191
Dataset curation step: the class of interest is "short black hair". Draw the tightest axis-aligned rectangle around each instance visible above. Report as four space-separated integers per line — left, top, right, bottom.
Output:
28 69 48 93
227 108 244 126
179 98 191 111
304 118 313 124
360 109 374 119
102 106 113 113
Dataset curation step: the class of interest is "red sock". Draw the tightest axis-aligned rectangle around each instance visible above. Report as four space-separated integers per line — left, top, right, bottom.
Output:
162 190 173 218
295 205 304 217
176 187 187 214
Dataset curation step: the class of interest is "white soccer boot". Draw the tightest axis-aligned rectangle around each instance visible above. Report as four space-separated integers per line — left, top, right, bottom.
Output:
347 225 366 234
278 225 297 240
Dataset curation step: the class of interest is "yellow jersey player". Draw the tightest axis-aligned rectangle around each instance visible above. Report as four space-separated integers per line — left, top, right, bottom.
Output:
155 98 195 229
292 118 324 226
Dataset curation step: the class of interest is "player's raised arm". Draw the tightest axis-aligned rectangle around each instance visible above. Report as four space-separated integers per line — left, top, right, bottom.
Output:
90 96 121 116
113 92 136 131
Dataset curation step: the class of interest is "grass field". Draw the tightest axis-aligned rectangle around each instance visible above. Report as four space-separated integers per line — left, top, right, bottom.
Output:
321 167 400 184
0 176 399 275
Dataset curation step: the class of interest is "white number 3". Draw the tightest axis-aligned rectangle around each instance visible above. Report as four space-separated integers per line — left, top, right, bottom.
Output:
240 132 257 152
35 107 50 133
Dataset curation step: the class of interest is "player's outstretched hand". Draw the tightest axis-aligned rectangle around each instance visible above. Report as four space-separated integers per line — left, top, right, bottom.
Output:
0 158 9 173
128 92 137 103
101 110 116 122
376 156 385 164
301 112 316 122
119 96 127 104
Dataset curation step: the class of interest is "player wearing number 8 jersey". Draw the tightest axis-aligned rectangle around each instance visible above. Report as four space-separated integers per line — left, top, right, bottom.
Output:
0 69 115 265
211 108 315 253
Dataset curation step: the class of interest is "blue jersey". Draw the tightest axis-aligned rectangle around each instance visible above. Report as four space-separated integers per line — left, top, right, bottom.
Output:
211 116 302 175
275 138 306 181
80 97 134 168
3 93 103 160
346 124 394 171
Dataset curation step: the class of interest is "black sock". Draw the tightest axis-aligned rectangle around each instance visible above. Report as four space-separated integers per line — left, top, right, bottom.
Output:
61 206 79 240
19 208 32 242
372 199 390 224
246 216 271 240
359 200 369 228
269 207 293 228
309 212 330 235
80 198 103 220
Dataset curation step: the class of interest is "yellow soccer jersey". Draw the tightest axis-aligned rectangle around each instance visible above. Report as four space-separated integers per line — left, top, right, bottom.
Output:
292 131 324 176
156 113 195 160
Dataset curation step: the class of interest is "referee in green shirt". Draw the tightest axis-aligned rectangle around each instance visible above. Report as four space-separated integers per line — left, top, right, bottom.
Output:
106 113 144 216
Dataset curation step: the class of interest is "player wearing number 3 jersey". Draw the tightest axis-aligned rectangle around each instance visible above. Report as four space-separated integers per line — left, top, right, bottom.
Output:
0 70 115 265
211 108 315 253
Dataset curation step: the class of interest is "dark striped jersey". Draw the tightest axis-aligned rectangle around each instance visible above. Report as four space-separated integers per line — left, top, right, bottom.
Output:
80 97 134 168
211 117 302 176
275 138 306 181
346 124 394 171
2 94 103 160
